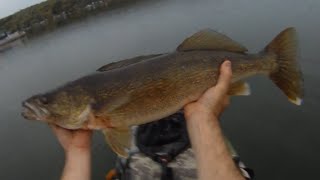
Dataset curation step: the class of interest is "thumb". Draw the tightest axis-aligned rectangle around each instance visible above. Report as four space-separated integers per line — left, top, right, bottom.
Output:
198 60 232 108
215 60 232 96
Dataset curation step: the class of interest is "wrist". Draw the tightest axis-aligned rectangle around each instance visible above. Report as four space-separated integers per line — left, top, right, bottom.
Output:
62 147 91 180
65 147 91 159
185 108 219 124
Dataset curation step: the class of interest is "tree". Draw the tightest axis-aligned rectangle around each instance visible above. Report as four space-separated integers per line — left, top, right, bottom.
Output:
52 0 63 15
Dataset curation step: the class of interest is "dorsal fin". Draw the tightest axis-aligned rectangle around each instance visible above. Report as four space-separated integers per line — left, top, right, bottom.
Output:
97 54 164 72
177 29 248 53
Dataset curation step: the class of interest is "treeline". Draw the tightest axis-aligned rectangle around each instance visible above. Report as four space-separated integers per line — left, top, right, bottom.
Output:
0 0 141 37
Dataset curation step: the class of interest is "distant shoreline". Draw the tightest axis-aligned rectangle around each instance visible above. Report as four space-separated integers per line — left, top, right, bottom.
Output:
0 0 145 40
0 31 26 46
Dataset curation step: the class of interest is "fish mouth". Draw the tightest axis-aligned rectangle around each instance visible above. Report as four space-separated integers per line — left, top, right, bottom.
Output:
21 101 49 121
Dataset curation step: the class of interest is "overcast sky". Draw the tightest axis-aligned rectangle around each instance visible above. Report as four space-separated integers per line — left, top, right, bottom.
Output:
0 0 45 19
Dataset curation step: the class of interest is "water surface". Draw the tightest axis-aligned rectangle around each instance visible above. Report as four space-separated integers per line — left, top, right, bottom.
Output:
0 0 319 179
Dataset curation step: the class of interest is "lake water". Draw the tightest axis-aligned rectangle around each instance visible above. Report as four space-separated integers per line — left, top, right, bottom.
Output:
0 0 319 179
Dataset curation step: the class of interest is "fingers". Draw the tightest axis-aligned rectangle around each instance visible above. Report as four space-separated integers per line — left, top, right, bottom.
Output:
49 124 72 148
184 60 233 119
50 124 61 135
73 129 93 139
215 60 232 96
50 124 68 135
49 124 92 152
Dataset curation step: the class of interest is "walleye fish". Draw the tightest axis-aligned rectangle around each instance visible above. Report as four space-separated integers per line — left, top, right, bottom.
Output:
22 27 303 157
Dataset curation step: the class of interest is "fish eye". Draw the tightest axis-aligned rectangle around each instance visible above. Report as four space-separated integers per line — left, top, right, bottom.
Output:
39 96 49 105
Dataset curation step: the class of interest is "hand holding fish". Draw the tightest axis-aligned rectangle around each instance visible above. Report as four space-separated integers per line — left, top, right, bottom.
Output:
184 60 232 120
50 124 92 153
185 61 245 180
50 124 92 180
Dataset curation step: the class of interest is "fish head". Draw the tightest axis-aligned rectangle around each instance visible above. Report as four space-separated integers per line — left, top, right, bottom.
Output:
22 89 93 130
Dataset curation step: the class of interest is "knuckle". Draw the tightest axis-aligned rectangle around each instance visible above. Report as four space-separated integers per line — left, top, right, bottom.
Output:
224 70 232 79
215 85 227 94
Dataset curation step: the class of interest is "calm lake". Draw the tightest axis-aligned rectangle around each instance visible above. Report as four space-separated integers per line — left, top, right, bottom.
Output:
0 0 319 179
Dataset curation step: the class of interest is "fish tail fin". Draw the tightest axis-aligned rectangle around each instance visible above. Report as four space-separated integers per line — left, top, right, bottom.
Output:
263 27 303 105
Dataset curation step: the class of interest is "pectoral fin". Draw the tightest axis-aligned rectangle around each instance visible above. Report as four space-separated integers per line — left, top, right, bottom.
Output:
228 81 251 96
93 96 130 114
177 29 248 53
102 127 132 157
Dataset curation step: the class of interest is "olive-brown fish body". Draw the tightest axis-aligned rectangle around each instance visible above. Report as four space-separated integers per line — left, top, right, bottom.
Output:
74 51 275 128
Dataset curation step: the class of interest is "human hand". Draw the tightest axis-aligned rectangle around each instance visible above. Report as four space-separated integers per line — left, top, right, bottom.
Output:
184 60 232 120
184 61 245 180
50 125 92 180
50 124 93 154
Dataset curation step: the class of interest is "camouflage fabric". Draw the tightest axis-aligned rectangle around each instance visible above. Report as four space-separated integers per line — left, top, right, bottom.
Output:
112 112 253 180
122 147 253 180
127 148 197 180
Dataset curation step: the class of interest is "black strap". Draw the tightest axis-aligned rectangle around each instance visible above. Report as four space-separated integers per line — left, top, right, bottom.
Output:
160 162 173 180
136 111 190 180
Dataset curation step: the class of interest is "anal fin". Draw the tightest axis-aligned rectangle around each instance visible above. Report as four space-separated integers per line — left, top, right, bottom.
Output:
228 81 251 96
102 127 132 157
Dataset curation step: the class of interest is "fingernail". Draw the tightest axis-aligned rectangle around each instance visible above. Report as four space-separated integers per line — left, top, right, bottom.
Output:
225 61 231 67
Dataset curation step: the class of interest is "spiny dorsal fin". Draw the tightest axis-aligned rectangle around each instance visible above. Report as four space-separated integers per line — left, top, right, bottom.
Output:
177 29 248 53
97 54 164 72
103 127 132 157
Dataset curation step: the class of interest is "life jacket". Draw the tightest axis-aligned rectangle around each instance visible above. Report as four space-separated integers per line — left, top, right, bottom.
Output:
135 111 190 180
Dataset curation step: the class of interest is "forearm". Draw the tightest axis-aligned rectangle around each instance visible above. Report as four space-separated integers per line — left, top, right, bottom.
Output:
186 113 244 180
61 149 91 180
